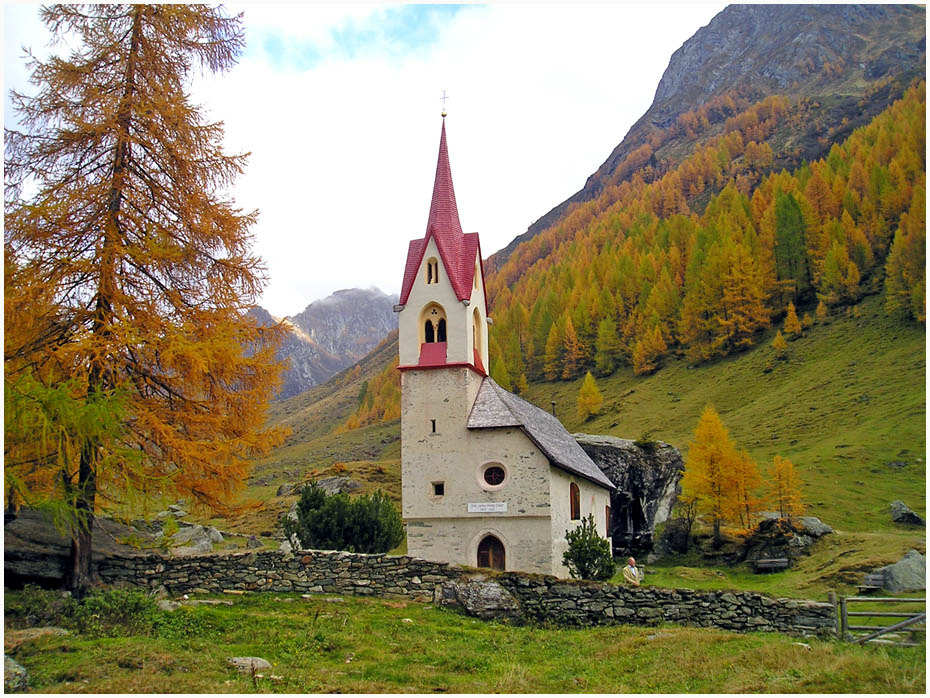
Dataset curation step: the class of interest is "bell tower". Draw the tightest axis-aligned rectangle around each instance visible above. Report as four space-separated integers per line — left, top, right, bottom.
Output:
394 115 489 373
394 115 491 558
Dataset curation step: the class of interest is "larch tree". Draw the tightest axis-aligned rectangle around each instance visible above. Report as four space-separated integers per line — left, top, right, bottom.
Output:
767 455 805 522
680 405 739 547
783 301 802 338
4 4 285 595
576 371 603 420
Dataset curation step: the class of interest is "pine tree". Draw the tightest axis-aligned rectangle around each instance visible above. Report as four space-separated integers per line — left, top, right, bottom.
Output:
3 5 284 595
543 322 563 382
768 455 805 522
783 302 802 338
815 300 829 324
773 191 812 303
594 316 621 377
631 325 668 375
771 330 788 360
729 449 762 529
561 316 584 380
680 405 740 547
577 371 604 420
884 185 925 323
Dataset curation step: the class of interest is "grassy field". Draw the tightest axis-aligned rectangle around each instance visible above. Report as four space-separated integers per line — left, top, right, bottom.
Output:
4 588 925 694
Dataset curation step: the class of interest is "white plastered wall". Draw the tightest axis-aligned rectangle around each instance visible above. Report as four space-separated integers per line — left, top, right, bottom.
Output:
401 367 557 574
548 468 613 577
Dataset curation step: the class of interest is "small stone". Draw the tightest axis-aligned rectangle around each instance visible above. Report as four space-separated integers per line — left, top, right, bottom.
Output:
227 657 272 674
246 535 263 549
157 600 181 612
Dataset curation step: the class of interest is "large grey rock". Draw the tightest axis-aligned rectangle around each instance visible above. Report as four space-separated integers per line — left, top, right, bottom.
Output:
890 501 925 526
315 476 362 495
438 578 524 622
3 509 157 585
171 525 214 551
227 656 272 674
574 433 684 555
875 550 926 592
276 482 298 497
797 517 833 537
206 526 224 544
4 655 28 693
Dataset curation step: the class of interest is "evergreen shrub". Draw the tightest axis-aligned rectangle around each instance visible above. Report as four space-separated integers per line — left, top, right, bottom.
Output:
563 514 616 581
284 483 404 554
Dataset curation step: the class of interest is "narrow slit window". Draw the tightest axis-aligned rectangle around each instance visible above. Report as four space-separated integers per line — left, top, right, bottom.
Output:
425 320 435 343
430 419 437 433
437 318 447 342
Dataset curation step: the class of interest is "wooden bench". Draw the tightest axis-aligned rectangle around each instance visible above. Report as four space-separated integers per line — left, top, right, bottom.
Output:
856 572 885 594
752 558 790 573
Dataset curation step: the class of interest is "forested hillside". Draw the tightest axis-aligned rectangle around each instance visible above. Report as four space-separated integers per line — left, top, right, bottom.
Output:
486 83 925 386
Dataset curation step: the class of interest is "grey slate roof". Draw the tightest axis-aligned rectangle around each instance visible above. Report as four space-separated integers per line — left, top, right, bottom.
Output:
467 377 615 491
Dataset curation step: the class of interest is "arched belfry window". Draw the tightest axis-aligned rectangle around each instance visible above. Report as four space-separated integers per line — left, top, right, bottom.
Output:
570 482 580 521
420 303 447 345
425 258 439 285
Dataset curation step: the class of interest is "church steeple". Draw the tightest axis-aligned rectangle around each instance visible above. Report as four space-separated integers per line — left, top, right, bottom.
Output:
425 118 464 243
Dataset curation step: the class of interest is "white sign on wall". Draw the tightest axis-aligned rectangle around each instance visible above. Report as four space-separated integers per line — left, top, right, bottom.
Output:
467 502 507 513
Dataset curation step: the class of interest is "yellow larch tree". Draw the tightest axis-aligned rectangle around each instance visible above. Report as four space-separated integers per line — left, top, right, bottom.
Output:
4 5 285 594
767 455 805 523
577 371 604 420
680 405 740 547
783 302 802 338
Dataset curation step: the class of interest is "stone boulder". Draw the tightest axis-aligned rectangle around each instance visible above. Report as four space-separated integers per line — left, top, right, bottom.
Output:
246 535 263 549
276 482 298 497
4 509 157 587
875 550 926 592
574 433 684 555
890 500 925 526
227 657 272 674
315 476 362 495
738 518 818 563
4 655 28 693
437 577 524 623
797 516 833 538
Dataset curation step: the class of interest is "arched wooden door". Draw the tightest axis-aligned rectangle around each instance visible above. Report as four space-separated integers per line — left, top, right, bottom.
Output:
477 534 505 570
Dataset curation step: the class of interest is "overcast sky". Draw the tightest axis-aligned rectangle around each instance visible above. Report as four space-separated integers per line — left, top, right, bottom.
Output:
4 3 725 318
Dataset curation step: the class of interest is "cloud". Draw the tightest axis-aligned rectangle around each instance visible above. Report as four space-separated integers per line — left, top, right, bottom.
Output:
4 3 725 318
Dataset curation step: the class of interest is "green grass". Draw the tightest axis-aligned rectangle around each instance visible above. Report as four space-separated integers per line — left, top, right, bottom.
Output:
5 589 925 693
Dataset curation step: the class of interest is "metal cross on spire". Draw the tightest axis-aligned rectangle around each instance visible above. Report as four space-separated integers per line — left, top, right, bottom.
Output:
440 89 449 117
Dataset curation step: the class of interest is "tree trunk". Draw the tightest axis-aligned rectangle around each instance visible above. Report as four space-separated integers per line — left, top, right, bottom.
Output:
65 7 143 597
65 440 99 597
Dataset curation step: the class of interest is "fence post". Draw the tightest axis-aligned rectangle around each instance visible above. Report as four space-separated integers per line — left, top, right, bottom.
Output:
828 591 838 638
839 596 849 642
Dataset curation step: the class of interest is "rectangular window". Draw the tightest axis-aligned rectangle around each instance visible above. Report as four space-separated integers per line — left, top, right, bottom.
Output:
432 482 445 496
606 505 612 535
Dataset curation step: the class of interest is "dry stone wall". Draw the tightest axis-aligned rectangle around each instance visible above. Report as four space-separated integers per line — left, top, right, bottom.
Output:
96 549 835 637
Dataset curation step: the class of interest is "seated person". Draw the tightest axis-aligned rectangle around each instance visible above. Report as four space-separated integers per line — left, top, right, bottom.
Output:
622 557 643 586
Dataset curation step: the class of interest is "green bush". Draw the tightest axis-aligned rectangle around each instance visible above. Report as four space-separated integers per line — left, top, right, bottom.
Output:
4 586 159 637
563 514 616 581
283 483 404 554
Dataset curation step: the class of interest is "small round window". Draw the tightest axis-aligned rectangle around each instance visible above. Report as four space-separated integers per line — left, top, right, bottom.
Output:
483 466 505 486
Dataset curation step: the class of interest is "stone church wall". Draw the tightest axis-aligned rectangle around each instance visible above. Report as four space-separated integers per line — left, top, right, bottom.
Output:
96 548 835 637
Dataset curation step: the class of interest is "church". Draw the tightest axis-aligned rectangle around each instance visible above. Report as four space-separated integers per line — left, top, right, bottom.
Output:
394 115 615 577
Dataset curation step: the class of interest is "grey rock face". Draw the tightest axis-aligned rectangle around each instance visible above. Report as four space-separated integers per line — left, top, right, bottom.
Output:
574 433 684 555
890 500 925 526
251 287 398 400
276 482 298 497
876 550 926 593
4 655 28 693
438 578 524 623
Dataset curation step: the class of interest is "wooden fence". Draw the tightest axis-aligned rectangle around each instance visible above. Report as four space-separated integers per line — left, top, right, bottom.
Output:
833 593 926 646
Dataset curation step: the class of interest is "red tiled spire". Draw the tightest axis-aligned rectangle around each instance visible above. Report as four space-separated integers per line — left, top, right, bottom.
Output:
399 117 484 307
425 118 464 243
